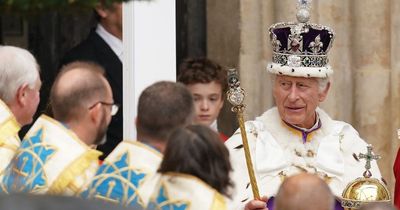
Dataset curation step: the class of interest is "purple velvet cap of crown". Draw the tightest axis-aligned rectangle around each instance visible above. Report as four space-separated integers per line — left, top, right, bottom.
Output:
271 25 333 54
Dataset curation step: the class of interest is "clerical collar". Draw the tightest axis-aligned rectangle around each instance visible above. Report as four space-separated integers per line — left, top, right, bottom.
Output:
283 112 321 143
290 112 321 132
96 24 123 62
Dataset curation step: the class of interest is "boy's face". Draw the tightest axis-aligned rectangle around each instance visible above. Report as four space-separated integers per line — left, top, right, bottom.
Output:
186 81 224 127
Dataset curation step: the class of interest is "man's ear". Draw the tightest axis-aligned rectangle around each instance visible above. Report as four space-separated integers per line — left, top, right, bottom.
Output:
318 82 331 102
15 84 29 107
95 4 108 19
89 103 103 126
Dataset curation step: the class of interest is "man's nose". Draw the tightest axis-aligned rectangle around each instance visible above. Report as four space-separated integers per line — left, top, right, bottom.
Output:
288 86 299 101
200 99 209 111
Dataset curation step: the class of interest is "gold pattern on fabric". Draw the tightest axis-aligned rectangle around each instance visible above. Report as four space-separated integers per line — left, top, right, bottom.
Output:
88 151 148 207
210 191 227 210
0 116 20 145
8 126 56 193
48 149 101 194
150 181 191 209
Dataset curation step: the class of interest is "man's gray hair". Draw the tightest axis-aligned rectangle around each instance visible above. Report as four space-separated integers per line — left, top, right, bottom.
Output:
0 46 39 103
317 77 330 92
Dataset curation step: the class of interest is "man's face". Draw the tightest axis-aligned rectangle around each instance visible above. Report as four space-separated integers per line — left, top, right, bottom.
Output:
22 77 41 125
109 3 122 34
94 113 108 145
273 75 329 128
93 80 114 145
186 81 224 126
102 3 122 36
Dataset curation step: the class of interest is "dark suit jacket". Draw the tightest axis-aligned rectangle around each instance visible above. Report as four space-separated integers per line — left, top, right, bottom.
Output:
61 29 123 160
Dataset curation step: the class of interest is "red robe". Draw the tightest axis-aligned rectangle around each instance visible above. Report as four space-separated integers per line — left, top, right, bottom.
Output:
394 147 400 209
219 132 228 142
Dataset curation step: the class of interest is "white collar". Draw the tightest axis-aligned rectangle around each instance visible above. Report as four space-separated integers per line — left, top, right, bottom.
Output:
210 120 218 132
96 24 123 62
254 107 345 179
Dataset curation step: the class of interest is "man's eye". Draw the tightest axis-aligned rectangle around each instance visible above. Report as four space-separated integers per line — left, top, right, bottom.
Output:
297 83 308 88
280 82 289 87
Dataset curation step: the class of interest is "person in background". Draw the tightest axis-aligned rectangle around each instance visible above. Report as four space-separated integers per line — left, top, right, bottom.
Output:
178 57 228 141
147 125 233 210
0 46 41 182
2 61 114 195
359 203 396 210
82 81 194 208
274 173 335 210
61 1 123 160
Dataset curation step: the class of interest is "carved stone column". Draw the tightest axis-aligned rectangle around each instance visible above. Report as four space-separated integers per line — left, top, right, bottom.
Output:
351 0 392 186
316 0 353 123
238 0 274 121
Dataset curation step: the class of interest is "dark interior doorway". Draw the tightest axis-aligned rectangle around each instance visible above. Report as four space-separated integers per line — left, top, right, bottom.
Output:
176 0 207 74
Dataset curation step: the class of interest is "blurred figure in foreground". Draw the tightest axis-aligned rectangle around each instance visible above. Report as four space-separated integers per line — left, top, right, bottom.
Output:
82 81 194 208
147 125 233 210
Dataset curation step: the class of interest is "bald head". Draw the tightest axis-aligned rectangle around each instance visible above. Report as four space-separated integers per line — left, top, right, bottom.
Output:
50 61 110 122
359 203 396 210
274 173 335 210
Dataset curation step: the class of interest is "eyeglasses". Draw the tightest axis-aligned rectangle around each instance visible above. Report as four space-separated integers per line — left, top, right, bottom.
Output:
89 101 119 116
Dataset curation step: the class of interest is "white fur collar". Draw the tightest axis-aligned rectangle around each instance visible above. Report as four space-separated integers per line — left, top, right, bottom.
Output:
253 107 346 179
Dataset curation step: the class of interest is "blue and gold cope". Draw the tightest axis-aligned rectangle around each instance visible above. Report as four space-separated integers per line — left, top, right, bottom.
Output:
82 152 148 208
147 185 189 210
2 128 55 193
1 115 101 195
82 141 162 208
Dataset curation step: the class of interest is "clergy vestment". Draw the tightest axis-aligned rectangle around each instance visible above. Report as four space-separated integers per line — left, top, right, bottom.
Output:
1 115 101 195
81 141 162 208
225 107 381 210
147 172 228 210
0 99 21 183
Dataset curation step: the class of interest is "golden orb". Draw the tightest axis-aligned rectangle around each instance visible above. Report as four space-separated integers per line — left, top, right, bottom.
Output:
341 145 391 209
341 177 391 210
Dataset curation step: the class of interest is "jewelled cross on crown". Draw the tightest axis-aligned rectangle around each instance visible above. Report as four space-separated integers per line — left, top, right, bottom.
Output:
358 144 381 178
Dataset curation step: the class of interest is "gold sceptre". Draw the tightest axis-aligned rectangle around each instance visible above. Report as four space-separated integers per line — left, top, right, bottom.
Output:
226 68 260 200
